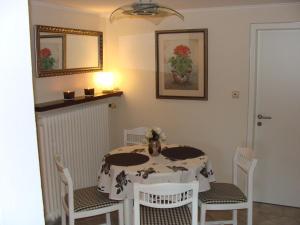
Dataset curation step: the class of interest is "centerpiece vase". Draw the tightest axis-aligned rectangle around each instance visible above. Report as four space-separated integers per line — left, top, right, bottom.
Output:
148 139 161 156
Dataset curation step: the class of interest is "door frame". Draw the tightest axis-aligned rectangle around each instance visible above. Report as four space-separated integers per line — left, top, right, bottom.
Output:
246 22 300 148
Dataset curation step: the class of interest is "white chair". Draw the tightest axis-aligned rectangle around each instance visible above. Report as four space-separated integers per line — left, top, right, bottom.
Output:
198 147 258 225
54 155 124 225
124 127 148 146
134 181 199 225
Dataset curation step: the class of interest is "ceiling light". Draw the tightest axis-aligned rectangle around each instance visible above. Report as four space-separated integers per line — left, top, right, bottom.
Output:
110 0 184 23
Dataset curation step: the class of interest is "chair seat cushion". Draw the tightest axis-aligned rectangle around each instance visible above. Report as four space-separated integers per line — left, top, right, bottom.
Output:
199 183 247 204
66 186 120 212
140 205 192 225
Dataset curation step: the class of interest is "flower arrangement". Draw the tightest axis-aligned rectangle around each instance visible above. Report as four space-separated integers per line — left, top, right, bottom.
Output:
40 48 55 70
144 127 167 144
168 45 193 78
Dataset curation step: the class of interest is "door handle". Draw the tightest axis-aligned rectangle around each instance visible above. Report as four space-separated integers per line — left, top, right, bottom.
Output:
257 114 272 120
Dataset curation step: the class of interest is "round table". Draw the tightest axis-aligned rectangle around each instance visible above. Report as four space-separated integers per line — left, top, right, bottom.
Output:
97 144 215 225
97 144 215 199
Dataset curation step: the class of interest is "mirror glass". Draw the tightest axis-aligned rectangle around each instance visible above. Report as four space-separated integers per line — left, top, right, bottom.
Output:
36 25 103 77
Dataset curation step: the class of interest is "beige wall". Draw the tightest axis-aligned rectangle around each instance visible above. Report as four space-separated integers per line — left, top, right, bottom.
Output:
30 3 300 182
30 3 107 103
106 4 300 182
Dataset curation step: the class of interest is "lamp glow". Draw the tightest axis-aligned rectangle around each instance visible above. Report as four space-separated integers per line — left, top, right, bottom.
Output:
95 72 115 93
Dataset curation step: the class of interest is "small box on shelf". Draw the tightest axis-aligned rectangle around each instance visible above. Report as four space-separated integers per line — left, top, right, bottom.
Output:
84 88 94 96
63 91 75 100
102 89 114 94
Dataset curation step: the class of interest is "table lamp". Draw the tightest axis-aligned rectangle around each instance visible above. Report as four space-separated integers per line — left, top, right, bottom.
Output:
95 72 115 93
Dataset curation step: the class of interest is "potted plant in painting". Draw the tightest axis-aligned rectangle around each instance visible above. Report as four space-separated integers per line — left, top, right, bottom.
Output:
168 45 192 83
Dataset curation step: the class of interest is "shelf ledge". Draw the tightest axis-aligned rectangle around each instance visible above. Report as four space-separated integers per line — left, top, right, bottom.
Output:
35 91 123 112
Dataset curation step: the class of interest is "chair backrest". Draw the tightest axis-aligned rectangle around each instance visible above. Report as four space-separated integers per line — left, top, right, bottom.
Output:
134 181 199 225
124 127 148 146
54 155 74 214
233 147 258 203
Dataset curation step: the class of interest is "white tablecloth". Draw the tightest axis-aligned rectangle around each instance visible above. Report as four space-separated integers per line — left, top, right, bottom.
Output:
97 144 215 200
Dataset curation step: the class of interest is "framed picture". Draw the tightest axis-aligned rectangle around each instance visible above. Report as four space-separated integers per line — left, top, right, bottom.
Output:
39 35 65 71
155 29 208 100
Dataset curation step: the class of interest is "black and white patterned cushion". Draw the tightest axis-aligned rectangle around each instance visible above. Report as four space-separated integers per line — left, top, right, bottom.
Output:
140 205 192 225
199 183 247 204
65 186 120 212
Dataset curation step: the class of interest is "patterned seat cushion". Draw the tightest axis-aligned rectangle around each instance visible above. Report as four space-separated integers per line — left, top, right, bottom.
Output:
140 205 192 225
65 186 120 212
199 183 247 204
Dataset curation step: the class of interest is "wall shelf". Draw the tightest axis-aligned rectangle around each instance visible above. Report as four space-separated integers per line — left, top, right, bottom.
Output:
35 91 123 112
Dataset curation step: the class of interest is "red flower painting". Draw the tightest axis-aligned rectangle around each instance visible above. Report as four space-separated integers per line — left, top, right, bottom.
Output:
168 44 193 83
174 45 191 57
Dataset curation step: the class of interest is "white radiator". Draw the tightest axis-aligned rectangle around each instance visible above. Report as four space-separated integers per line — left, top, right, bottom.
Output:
36 103 110 221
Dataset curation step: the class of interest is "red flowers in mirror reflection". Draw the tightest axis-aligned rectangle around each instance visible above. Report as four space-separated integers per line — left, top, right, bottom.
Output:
40 48 51 58
174 45 191 57
40 48 55 70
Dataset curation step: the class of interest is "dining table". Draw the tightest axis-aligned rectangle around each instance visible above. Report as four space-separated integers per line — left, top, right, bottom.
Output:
97 144 215 225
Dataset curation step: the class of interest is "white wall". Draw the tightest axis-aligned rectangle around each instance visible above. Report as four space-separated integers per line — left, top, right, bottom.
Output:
29 2 300 183
0 1 45 225
106 3 300 182
30 2 107 103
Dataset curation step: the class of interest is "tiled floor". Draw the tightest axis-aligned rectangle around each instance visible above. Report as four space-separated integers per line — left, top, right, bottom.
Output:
204 202 300 225
52 202 300 225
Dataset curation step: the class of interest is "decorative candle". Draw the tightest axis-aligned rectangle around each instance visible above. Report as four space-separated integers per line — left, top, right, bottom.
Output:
84 88 94 96
63 90 75 100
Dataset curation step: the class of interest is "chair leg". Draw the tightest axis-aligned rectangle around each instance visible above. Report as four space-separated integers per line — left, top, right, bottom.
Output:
200 205 206 225
233 210 237 225
123 198 133 225
61 207 66 225
69 216 74 225
106 213 112 225
118 206 124 225
247 206 253 225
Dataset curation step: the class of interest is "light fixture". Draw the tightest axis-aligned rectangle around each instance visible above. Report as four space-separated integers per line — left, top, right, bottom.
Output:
95 72 115 93
110 0 184 23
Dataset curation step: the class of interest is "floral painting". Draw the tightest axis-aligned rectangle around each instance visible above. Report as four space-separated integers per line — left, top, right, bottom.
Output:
166 43 197 90
39 35 65 70
156 29 208 100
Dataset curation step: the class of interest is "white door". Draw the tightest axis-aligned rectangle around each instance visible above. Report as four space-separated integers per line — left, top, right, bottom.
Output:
248 23 300 207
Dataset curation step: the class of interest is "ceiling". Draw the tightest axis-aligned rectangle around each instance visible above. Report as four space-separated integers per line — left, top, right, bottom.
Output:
32 0 300 13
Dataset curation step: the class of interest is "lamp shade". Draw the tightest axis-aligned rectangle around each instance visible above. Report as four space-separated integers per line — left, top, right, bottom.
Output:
95 72 115 93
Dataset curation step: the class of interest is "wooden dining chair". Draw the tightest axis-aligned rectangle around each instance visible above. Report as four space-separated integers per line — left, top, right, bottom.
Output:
54 155 124 225
124 127 148 146
198 147 258 225
133 181 199 225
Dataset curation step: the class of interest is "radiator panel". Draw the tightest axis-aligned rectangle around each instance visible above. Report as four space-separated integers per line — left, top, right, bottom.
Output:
37 103 109 221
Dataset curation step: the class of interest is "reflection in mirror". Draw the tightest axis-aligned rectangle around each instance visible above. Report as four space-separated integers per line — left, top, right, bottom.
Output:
40 34 65 70
66 34 99 68
35 25 103 77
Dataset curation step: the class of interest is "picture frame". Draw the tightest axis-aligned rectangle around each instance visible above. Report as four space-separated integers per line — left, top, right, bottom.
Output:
39 34 66 71
155 29 208 100
35 25 103 77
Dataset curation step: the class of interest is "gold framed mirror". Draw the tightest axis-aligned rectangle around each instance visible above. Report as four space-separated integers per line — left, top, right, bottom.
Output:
35 25 103 77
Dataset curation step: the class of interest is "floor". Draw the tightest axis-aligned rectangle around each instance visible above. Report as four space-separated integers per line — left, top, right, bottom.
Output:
51 202 300 225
